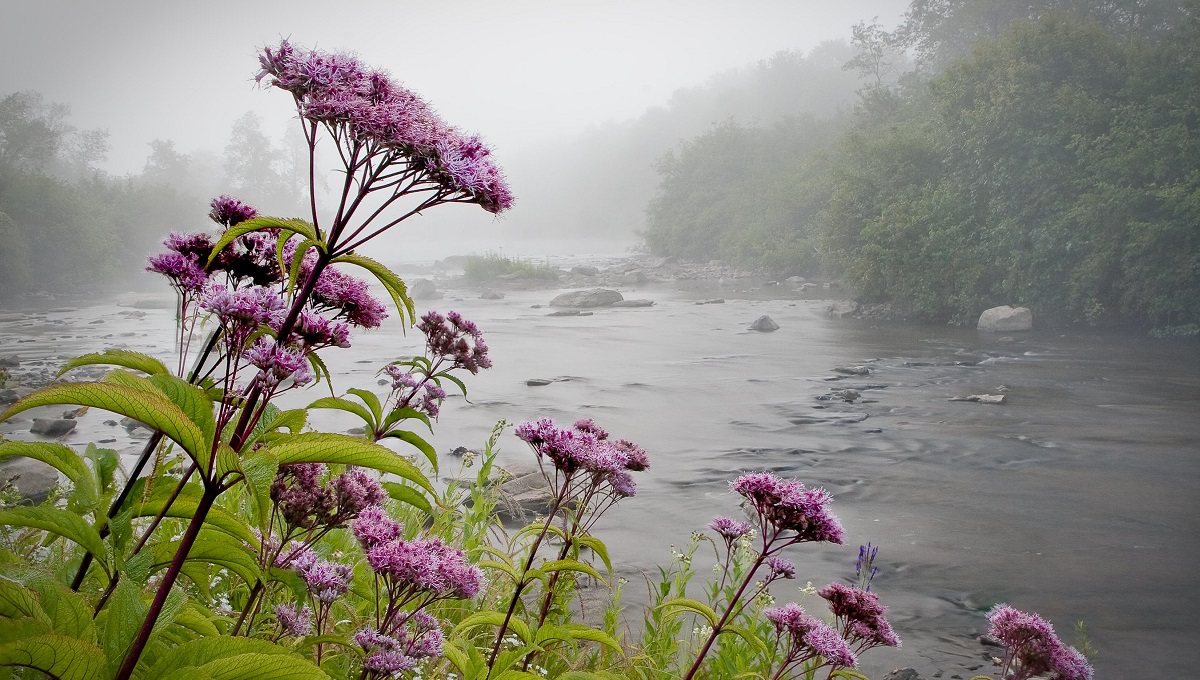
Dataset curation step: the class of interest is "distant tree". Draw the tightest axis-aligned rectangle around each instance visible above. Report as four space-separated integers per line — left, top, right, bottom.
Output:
222 111 301 213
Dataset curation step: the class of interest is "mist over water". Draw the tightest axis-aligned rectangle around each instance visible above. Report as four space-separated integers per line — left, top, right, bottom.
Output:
3 264 1195 678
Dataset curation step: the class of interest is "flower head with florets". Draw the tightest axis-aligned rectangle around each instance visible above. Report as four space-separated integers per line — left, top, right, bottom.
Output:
987 605 1093 680
731 471 845 545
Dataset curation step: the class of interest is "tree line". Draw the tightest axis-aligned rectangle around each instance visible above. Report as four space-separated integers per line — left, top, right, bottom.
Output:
0 95 305 297
644 0 1199 333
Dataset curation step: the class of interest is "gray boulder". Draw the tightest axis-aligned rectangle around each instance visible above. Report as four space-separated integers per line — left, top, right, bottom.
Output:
0 457 59 503
570 265 599 276
978 305 1033 332
548 289 623 308
749 315 780 332
611 299 654 308
409 279 442 300
479 289 505 300
826 300 858 317
30 418 76 437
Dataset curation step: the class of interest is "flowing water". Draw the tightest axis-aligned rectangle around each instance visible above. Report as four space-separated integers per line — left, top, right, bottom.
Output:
2 266 1197 678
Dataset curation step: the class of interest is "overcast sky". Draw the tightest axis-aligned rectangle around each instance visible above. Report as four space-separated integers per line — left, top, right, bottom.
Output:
2 0 908 175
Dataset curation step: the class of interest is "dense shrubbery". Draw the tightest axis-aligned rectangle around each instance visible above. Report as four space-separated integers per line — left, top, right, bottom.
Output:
644 2 1200 331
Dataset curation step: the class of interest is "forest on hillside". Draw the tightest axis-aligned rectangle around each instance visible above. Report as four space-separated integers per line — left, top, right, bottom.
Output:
645 0 1199 333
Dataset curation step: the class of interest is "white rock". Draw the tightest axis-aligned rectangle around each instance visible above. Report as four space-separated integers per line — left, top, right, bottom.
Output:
978 305 1033 332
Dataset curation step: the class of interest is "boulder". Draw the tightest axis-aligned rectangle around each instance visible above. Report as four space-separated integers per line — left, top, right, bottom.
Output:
611 299 654 308
749 315 780 332
409 279 442 300
883 670 924 680
117 292 176 309
494 463 554 522
479 289 505 300
30 418 76 437
833 365 870 376
547 310 593 317
570 265 599 276
526 378 553 386
548 289 623 308
826 300 858 317
978 305 1032 332
0 457 59 504
695 299 725 305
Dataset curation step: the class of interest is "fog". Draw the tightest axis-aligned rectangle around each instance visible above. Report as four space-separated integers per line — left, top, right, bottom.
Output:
1 0 906 258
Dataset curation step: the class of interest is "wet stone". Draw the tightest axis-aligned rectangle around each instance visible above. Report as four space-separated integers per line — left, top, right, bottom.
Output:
31 418 77 437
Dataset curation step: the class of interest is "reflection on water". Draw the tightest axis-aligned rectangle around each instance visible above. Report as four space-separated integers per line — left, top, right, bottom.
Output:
2 274 1197 678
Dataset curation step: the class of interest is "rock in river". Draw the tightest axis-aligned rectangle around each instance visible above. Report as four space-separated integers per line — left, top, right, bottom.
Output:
749 315 780 332
548 288 623 308
30 418 76 437
978 305 1033 332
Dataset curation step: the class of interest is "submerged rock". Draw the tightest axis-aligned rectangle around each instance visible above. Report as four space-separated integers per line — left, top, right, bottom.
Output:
833 365 870 376
526 378 553 387
695 298 725 305
950 394 1007 404
978 305 1033 332
547 310 593 317
611 299 654 308
749 315 780 332
0 457 58 503
548 288 623 308
409 278 442 300
479 289 505 300
826 300 859 318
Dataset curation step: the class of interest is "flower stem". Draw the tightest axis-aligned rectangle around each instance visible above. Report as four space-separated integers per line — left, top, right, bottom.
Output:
681 553 767 680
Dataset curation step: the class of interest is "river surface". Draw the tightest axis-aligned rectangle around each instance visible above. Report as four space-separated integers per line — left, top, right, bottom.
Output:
2 264 1197 678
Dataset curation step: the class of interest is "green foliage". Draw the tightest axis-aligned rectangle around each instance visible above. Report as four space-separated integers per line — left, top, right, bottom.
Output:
463 251 559 282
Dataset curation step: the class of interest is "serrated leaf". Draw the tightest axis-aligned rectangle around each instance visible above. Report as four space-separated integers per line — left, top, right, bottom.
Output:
344 388 382 423
306 396 375 431
199 652 330 679
0 634 107 680
452 611 532 646
150 530 261 586
135 486 257 546
331 253 415 325
0 577 46 622
17 572 96 643
266 433 433 494
725 625 771 660
0 382 210 471
140 636 309 679
573 535 613 573
540 559 605 583
248 407 306 446
380 481 432 515
380 429 438 473
103 577 148 676
58 349 170 378
240 451 279 534
0 507 108 571
147 374 216 445
0 441 98 512
207 216 319 268
380 406 433 434
656 597 720 627
478 560 523 585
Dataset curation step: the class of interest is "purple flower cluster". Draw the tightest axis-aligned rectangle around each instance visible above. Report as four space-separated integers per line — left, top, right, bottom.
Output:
270 463 386 531
355 612 443 679
818 582 901 651
297 558 353 603
274 602 312 637
763 602 858 670
417 310 492 374
209 195 259 227
987 605 1093 680
730 471 845 544
256 40 513 213
362 532 483 601
310 264 388 329
709 516 752 542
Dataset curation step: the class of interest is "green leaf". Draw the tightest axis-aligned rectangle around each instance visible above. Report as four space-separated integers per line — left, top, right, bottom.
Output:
381 481 432 515
379 429 438 473
478 560 523 585
147 374 216 445
540 558 604 583
452 611 532 646
380 406 433 434
345 388 383 423
0 507 108 570
135 486 258 546
440 639 472 676
267 433 433 494
252 408 307 444
0 577 47 623
0 382 210 471
240 451 279 534
102 577 148 677
200 653 331 679
207 216 319 268
0 441 98 511
656 597 720 627
150 530 261 587
16 572 96 643
140 636 313 679
0 634 107 680
725 625 771 660
556 623 624 657
331 253 415 325
58 349 170 378
573 535 613 573
306 396 375 432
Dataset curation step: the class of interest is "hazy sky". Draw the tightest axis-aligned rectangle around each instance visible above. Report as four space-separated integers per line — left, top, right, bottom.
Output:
1 0 908 175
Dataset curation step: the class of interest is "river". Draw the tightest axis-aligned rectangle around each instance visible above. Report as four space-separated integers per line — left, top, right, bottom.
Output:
2 261 1197 678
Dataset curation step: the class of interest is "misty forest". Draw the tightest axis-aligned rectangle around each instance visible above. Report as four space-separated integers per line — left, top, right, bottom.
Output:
0 2 1197 680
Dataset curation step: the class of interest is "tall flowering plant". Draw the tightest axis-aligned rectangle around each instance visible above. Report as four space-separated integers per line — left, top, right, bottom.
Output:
0 39 509 680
